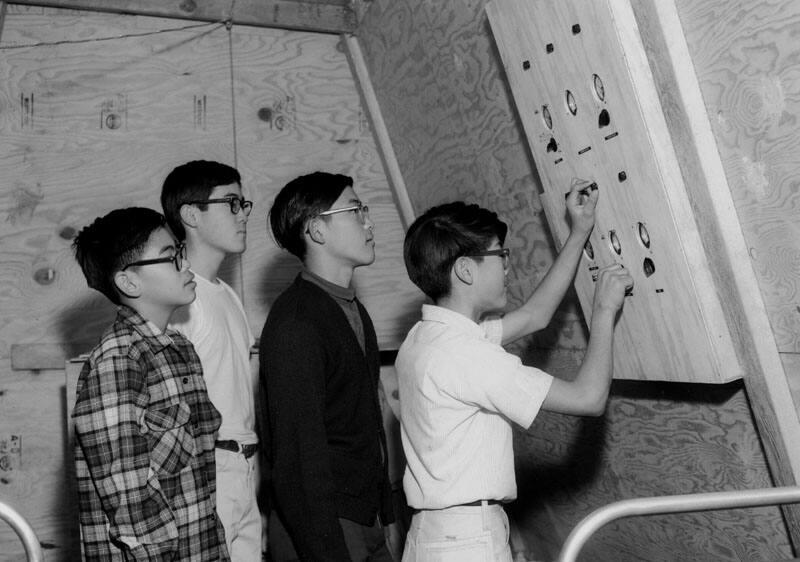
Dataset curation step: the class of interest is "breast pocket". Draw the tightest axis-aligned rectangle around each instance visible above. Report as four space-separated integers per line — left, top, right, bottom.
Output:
142 401 196 474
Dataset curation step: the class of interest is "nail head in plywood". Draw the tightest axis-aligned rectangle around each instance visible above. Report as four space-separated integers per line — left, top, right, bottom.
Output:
486 0 739 383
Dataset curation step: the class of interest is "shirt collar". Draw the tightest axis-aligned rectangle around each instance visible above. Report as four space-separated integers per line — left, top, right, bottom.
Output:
117 305 177 352
301 268 356 302
420 304 486 338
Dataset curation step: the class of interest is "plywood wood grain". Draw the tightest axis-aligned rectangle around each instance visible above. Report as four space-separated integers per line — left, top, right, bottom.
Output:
0 12 235 362
0 370 80 561
513 373 792 561
674 0 800 354
628 0 800 544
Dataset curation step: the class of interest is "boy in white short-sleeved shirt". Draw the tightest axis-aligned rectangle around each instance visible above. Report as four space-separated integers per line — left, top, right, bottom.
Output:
398 181 633 561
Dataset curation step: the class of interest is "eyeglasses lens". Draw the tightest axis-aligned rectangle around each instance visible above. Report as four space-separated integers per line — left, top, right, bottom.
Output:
228 198 253 216
174 244 186 271
356 204 369 224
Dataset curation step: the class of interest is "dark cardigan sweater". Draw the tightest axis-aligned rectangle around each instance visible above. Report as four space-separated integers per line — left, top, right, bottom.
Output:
259 275 393 561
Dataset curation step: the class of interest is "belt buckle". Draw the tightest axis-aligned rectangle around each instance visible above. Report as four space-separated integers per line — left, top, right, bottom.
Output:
241 443 258 459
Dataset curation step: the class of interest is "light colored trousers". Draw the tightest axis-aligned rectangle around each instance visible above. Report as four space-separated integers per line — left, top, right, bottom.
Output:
215 448 263 562
402 502 512 562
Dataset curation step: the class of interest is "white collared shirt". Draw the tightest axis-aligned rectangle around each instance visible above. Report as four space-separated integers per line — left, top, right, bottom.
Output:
397 304 553 509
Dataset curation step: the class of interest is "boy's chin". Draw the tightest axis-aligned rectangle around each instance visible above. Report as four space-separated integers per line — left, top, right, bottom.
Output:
491 297 508 314
354 253 376 268
180 288 197 305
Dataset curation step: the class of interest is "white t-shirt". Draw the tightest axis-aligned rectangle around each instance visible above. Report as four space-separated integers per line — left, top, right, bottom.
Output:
170 273 257 444
397 304 553 509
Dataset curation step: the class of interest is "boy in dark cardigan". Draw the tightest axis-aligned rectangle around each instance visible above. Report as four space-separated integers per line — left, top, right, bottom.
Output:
259 172 399 561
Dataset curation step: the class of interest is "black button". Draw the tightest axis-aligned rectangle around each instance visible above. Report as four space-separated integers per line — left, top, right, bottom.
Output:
182 377 189 384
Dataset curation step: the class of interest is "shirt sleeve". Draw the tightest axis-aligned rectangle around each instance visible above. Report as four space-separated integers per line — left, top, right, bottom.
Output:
440 335 553 429
73 353 179 560
261 320 351 561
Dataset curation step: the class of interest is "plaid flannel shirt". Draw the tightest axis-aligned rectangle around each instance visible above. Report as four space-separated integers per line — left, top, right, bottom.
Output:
73 305 230 561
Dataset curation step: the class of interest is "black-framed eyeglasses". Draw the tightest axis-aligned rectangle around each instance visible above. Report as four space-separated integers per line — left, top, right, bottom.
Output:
466 248 511 269
122 243 187 272
187 196 253 216
317 202 370 224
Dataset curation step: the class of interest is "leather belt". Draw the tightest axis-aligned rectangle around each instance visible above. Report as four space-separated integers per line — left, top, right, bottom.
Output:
413 499 502 515
460 499 502 507
215 440 258 459
451 500 503 507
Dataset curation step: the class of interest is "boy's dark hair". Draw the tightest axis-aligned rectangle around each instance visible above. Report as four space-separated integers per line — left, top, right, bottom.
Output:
161 160 241 241
269 172 353 260
404 201 508 301
73 207 167 305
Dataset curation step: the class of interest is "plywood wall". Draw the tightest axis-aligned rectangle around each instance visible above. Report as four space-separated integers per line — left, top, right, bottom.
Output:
511 373 791 561
0 5 421 559
673 0 800 356
672 0 800 423
356 1 793 560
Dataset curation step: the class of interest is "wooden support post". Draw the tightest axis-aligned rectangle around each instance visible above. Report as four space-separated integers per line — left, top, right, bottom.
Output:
344 33 415 229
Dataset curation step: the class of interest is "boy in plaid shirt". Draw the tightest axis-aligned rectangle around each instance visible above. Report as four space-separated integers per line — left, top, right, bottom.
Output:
72 207 229 561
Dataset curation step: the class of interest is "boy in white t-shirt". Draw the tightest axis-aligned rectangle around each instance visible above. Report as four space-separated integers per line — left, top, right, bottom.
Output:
161 160 261 561
397 180 632 561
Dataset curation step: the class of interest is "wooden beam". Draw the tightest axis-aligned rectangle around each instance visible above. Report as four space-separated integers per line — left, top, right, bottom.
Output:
9 0 357 33
344 34 415 229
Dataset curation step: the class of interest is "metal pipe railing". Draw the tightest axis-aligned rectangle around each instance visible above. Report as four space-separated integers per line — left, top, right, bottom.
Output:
0 501 45 562
558 485 800 562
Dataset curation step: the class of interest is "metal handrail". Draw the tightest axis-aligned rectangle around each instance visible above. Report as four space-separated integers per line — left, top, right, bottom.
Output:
0 501 45 562
558 485 800 562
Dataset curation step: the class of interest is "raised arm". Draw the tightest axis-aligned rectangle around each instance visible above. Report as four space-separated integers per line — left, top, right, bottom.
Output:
502 178 598 344
541 263 633 416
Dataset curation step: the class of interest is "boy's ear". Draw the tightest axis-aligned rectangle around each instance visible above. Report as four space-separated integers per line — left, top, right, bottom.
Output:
306 218 325 245
179 203 199 230
113 270 142 299
452 256 474 286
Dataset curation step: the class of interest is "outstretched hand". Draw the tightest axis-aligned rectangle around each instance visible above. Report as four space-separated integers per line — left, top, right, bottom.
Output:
565 177 599 237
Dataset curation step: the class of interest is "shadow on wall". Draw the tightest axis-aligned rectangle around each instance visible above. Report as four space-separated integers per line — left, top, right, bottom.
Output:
506 376 785 562
58 382 82 560
253 251 303 308
56 293 117 357
55 294 115 560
